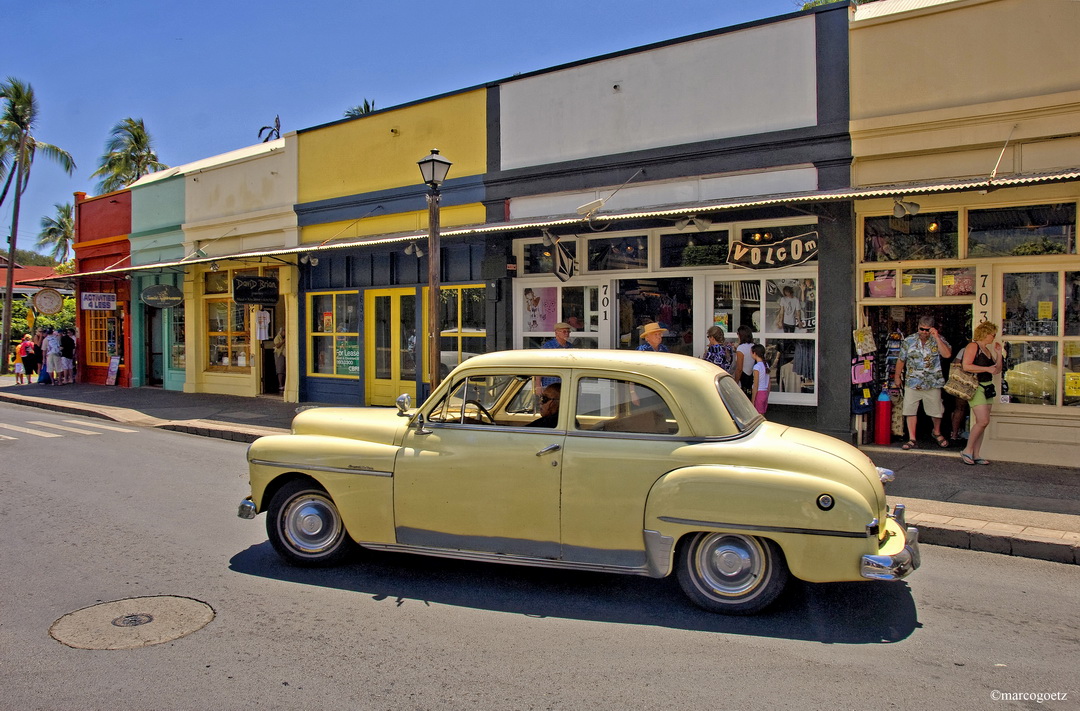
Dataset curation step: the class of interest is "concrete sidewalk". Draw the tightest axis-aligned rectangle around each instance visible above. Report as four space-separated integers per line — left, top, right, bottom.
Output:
2 375 1077 566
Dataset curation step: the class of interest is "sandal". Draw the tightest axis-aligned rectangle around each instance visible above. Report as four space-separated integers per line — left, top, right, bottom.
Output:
932 433 949 448
901 440 917 450
975 458 991 465
960 452 975 465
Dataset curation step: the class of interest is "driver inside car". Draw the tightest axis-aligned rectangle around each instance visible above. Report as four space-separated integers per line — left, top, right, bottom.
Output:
527 382 560 428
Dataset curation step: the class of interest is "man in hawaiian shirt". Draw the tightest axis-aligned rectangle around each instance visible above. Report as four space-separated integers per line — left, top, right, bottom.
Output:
893 315 952 449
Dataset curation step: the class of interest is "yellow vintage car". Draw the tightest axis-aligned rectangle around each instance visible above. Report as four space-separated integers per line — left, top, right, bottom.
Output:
239 350 918 614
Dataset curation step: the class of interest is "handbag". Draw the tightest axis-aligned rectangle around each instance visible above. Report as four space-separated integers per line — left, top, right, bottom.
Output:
944 366 978 401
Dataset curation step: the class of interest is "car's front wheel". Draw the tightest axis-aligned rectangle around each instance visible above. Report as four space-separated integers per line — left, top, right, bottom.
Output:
676 532 789 614
266 479 355 567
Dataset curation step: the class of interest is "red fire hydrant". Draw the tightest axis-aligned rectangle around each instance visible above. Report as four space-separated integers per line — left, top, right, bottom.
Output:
874 390 893 446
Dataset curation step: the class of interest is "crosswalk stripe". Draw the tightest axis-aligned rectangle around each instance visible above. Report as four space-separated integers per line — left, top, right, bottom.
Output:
63 420 138 433
0 433 16 440
0 423 63 437
28 421 102 435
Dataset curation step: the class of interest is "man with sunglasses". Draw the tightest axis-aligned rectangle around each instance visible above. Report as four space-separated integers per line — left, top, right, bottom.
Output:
893 315 953 450
528 382 561 428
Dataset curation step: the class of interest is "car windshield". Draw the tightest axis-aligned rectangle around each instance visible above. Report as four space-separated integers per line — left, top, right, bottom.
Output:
427 374 522 423
717 375 761 432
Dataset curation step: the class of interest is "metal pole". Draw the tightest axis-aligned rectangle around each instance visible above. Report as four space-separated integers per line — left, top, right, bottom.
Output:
426 186 441 393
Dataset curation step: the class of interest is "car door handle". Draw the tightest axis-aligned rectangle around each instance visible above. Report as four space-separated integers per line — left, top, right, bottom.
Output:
535 444 561 457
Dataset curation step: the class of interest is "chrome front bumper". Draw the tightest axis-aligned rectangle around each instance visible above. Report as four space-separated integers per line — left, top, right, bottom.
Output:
237 497 257 520
860 503 921 581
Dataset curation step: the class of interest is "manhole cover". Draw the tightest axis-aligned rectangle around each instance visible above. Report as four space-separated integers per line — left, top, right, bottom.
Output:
50 596 215 650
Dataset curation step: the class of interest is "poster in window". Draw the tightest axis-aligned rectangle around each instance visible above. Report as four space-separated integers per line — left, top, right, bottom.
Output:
522 287 557 332
335 336 360 376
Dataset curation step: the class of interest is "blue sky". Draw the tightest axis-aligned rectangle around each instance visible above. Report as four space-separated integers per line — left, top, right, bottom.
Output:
3 0 804 258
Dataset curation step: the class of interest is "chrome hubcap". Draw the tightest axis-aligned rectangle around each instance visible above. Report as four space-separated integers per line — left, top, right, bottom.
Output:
282 494 342 555
694 533 765 597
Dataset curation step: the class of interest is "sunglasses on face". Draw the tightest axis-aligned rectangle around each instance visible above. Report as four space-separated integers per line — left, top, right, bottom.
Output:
918 327 931 332
539 395 558 404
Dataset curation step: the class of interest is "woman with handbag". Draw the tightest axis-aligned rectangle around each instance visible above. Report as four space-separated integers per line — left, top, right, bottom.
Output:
960 321 1002 465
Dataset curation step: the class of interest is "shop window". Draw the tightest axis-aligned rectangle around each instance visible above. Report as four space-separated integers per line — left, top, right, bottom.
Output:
715 276 817 397
587 235 648 271
522 239 577 276
901 268 937 298
864 269 896 298
204 270 229 294
439 285 488 374
942 267 975 297
207 299 250 370
660 230 729 268
170 304 185 370
86 308 124 366
1001 270 1080 408
864 213 959 261
617 277 693 355
308 291 359 377
968 203 1076 258
521 284 601 350
1003 272 1058 337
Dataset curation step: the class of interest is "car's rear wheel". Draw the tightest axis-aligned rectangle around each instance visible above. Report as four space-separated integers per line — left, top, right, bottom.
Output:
676 532 789 614
266 479 354 567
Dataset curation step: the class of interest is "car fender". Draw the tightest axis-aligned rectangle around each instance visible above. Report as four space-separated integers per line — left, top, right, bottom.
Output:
248 434 398 544
644 465 879 582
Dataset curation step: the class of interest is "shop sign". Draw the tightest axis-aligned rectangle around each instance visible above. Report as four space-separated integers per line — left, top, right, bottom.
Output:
232 275 279 306
140 284 184 308
335 337 360 376
81 292 117 311
727 231 818 270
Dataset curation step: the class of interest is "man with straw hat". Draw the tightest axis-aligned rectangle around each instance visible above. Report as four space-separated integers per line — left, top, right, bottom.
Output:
637 322 669 352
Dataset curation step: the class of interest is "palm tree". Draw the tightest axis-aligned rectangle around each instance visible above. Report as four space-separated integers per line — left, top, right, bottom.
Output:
344 99 376 119
90 117 168 193
1 77 75 371
36 202 74 263
258 115 281 142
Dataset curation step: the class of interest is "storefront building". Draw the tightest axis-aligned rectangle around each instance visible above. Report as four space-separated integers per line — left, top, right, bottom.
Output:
128 169 187 391
72 190 133 386
480 3 856 439
850 0 1080 466
294 90 489 407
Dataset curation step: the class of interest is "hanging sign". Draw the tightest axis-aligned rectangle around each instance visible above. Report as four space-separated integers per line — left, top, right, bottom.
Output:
232 275 279 306
727 231 819 270
553 239 575 282
81 292 117 311
140 284 184 308
32 288 65 315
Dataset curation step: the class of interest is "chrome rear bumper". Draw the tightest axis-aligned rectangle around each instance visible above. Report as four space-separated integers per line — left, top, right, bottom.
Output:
860 503 921 581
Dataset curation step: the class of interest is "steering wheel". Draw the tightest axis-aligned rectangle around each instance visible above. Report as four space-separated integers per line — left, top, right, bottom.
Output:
464 400 495 425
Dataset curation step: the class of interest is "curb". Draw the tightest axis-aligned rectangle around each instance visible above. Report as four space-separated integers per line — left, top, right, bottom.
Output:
914 522 1079 565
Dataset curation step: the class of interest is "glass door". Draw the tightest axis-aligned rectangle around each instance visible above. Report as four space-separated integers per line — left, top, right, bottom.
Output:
365 288 420 406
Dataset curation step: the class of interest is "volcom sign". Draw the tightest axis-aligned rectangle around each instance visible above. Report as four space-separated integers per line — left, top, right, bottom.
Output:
727 231 819 270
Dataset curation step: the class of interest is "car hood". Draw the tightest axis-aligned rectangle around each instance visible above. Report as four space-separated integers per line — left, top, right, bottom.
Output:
289 406 410 444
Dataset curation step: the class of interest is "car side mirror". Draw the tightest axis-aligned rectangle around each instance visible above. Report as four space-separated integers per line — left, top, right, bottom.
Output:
396 393 412 416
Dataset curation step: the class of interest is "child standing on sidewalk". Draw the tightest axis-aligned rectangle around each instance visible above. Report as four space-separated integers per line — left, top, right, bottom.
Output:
751 344 770 415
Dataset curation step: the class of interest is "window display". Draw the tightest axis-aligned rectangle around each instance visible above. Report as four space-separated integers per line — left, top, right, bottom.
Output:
864 212 959 261
968 203 1075 257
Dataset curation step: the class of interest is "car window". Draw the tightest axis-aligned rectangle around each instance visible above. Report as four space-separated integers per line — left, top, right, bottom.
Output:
574 377 678 434
425 373 561 426
717 375 761 432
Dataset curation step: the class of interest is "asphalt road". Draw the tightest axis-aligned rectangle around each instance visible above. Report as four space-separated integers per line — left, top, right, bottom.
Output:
1 403 1078 710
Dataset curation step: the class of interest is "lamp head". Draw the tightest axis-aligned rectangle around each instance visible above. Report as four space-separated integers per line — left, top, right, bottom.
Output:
417 149 452 187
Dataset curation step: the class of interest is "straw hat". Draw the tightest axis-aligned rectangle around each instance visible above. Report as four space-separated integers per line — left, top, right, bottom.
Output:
554 322 572 331
640 322 667 338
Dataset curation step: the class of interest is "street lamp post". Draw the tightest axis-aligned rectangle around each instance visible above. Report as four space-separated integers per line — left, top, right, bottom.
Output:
417 149 452 394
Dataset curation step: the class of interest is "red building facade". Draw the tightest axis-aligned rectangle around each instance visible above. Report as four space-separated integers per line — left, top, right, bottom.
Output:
73 190 132 386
